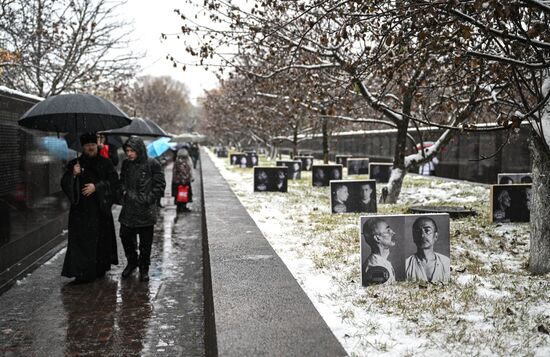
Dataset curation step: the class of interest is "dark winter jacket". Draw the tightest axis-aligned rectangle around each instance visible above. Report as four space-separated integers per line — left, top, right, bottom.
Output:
119 136 166 227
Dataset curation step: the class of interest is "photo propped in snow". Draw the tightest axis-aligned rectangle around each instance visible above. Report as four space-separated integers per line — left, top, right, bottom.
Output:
295 156 314 171
330 180 377 214
490 184 532 223
336 155 352 166
229 153 245 166
253 166 288 192
312 164 343 187
369 162 393 183
497 173 532 184
276 160 302 180
244 152 259 168
216 147 228 157
360 214 450 286
347 158 370 175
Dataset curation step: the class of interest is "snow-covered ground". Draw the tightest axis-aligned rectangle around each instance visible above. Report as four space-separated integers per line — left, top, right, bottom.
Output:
207 150 550 357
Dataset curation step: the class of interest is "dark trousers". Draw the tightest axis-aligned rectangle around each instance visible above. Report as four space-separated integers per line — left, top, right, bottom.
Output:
120 225 154 268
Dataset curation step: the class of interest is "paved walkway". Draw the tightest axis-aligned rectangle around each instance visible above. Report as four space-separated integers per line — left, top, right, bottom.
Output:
0 163 205 357
202 151 347 356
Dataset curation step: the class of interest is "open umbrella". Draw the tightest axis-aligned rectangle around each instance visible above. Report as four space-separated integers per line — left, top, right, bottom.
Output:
18 93 131 133
100 117 170 138
147 137 176 158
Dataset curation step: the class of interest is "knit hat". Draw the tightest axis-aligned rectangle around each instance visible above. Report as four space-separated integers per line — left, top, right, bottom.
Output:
80 132 97 146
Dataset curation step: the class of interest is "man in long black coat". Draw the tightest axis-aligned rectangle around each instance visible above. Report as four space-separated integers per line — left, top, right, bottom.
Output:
60 133 119 283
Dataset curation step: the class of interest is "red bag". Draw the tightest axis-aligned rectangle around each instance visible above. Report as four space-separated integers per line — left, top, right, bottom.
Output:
177 184 189 203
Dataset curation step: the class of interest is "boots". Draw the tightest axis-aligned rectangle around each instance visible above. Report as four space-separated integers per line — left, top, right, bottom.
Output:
139 266 149 282
121 263 137 278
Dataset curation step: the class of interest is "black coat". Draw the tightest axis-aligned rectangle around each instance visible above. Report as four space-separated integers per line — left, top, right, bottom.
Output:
60 153 119 281
119 136 166 228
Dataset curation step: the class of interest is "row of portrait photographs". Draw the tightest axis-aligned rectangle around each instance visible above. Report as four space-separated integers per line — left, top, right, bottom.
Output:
347 158 370 175
312 164 343 187
230 153 259 168
276 160 302 180
497 173 532 184
254 167 288 192
360 214 450 286
369 163 393 183
490 184 531 223
336 155 352 166
294 156 314 171
330 180 377 214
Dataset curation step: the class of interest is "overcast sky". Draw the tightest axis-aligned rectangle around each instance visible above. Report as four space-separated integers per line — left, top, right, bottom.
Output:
121 0 221 104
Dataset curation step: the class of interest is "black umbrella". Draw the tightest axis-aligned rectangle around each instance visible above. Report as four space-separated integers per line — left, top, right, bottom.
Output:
100 117 170 138
18 93 131 133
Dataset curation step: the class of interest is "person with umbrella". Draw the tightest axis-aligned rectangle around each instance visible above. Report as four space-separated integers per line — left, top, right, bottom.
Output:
119 136 166 282
18 93 132 284
60 133 120 284
97 133 119 167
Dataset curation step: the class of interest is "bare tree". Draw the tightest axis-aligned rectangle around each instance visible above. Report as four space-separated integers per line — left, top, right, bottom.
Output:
115 75 196 134
0 0 138 97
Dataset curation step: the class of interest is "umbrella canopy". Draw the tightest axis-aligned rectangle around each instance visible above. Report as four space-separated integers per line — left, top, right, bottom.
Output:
40 136 69 160
64 132 123 152
100 117 170 138
147 137 176 158
18 93 131 133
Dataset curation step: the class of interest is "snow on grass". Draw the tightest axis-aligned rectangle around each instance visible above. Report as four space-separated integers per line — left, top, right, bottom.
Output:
208 150 550 356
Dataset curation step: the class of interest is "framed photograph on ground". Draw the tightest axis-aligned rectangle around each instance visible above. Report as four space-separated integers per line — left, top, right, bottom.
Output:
216 148 228 158
295 156 314 171
336 155 352 167
360 214 450 286
245 152 259 168
312 164 343 187
254 167 288 192
497 173 532 184
347 158 370 175
490 184 531 223
330 180 377 214
230 153 245 166
276 160 302 180
369 163 393 183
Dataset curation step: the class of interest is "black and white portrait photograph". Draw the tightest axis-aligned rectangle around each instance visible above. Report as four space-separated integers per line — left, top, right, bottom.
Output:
216 148 228 157
490 184 532 223
295 156 314 171
312 164 343 187
276 160 302 180
254 167 288 192
330 180 377 214
347 158 370 175
369 163 393 183
245 152 259 168
230 153 245 166
336 155 352 167
497 173 532 184
360 214 450 286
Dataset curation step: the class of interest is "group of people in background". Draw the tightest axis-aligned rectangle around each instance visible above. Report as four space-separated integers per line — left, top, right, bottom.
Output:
60 133 198 285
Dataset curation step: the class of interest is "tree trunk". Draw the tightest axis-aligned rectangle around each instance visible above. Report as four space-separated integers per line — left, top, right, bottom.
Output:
529 134 550 273
384 119 410 203
322 117 329 163
292 127 298 158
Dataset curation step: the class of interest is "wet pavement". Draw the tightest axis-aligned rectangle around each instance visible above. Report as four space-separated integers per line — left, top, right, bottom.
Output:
0 163 205 357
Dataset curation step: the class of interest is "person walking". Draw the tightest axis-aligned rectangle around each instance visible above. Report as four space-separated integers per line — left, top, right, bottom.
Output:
60 133 119 284
172 147 194 213
189 143 199 169
118 136 166 282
